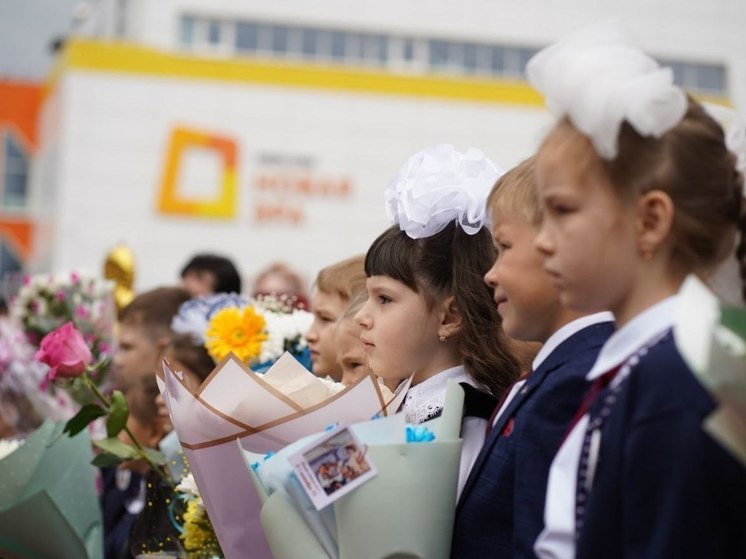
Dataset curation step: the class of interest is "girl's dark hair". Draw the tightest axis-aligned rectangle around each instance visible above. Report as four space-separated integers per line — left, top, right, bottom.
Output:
365 222 520 397
545 98 745 300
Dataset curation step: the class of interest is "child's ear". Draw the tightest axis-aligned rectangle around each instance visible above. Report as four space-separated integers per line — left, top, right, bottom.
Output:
438 295 463 339
636 189 675 259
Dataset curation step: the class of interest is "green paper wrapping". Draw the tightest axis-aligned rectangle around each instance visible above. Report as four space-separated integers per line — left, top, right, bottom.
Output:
251 381 466 559
0 421 103 559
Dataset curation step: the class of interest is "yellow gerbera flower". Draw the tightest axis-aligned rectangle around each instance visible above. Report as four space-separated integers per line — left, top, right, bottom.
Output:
205 306 268 363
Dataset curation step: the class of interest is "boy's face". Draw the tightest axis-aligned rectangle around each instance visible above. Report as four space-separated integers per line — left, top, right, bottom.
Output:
335 320 371 386
484 208 566 343
112 323 163 391
304 289 346 380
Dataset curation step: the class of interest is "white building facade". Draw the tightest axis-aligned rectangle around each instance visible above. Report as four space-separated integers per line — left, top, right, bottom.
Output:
32 0 742 290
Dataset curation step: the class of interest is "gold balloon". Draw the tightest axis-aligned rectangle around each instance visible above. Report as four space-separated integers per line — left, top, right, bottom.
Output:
103 244 135 314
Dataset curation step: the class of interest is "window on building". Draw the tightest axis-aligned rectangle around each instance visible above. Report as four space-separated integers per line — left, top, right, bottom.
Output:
696 64 726 93
2 132 29 209
207 20 222 45
179 16 729 98
0 238 22 282
363 34 387 65
463 43 478 73
235 22 258 52
429 39 448 68
271 25 289 55
301 28 318 59
180 15 195 46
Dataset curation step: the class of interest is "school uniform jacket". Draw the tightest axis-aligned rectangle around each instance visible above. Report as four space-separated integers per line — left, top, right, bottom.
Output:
451 319 614 559
576 333 746 559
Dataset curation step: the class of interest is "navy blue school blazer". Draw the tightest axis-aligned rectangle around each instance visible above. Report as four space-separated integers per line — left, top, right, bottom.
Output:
451 321 614 559
576 332 746 559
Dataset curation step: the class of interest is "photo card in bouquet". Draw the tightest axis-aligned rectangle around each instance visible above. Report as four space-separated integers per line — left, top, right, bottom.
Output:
289 425 377 510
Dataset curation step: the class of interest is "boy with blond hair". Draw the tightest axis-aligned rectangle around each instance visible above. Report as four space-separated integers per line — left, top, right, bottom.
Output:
450 157 614 558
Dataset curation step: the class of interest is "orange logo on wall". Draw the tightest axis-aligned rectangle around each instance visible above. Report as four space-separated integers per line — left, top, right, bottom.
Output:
157 127 238 219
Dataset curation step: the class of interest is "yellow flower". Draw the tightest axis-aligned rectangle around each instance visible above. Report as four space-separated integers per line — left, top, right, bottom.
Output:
205 306 268 363
181 499 222 556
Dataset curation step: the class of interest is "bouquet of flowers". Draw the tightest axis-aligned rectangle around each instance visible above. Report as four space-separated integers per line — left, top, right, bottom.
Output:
10 271 116 396
175 473 224 558
158 294 408 559
243 382 466 559
171 292 314 372
0 312 77 435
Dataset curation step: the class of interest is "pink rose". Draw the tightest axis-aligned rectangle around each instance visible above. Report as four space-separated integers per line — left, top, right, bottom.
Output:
34 322 93 381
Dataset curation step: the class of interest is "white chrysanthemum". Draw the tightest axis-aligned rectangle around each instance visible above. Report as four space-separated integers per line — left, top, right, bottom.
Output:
175 472 201 498
258 309 312 363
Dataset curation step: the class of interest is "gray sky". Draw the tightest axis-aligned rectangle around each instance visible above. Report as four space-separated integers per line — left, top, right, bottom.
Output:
0 0 80 80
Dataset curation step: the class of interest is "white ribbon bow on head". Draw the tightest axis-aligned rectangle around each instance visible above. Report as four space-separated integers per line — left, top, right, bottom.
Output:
385 144 504 239
526 20 688 160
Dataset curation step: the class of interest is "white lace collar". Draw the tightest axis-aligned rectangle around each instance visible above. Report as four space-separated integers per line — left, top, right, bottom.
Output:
586 296 678 381
402 365 470 424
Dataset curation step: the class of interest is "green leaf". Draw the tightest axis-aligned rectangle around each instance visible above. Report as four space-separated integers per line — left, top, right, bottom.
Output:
92 437 139 460
106 390 129 438
63 404 107 437
91 453 125 468
143 448 167 466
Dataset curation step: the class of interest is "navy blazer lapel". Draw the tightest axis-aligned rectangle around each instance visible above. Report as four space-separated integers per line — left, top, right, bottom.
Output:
458 359 561 506
457 322 613 509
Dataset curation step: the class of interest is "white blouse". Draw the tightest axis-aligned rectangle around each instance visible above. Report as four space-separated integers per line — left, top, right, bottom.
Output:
401 365 486 497
534 297 678 559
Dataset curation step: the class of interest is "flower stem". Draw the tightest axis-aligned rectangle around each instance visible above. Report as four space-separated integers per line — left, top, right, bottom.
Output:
83 370 173 485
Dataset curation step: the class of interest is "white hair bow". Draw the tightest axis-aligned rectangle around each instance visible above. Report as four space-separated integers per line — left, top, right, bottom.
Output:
385 144 503 239
526 21 688 160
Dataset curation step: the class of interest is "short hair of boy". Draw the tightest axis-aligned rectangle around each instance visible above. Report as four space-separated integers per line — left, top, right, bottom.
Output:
315 255 366 301
487 156 541 226
180 253 242 294
119 287 190 340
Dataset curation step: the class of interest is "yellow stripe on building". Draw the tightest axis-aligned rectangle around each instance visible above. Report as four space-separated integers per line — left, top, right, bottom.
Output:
48 39 546 106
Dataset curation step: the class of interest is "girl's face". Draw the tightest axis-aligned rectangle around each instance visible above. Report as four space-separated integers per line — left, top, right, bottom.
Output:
334 319 371 386
304 288 347 380
354 275 445 385
535 140 640 318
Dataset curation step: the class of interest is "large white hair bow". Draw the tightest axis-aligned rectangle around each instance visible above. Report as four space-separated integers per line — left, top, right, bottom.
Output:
526 21 688 160
385 144 503 239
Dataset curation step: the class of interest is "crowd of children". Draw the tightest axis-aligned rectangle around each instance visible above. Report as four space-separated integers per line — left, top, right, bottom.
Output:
88 21 746 559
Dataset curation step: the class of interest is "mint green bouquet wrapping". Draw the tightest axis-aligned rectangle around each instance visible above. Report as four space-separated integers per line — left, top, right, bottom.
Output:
0 421 103 559
242 381 465 559
674 275 746 465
